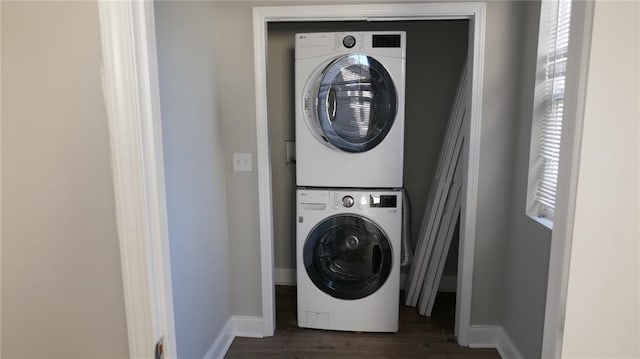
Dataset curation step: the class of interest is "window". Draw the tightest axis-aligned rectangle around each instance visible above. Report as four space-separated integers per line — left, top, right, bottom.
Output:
527 0 573 227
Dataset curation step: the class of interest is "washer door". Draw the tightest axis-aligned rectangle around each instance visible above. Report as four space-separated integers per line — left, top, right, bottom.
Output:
316 54 397 153
303 214 393 300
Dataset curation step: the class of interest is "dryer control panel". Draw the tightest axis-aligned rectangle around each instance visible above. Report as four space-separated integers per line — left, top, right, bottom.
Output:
295 31 406 59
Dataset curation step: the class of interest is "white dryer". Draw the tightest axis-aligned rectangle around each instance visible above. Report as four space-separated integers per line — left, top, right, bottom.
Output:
295 32 406 188
296 188 401 332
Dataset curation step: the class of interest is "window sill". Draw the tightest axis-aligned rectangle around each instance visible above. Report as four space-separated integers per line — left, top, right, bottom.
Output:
527 212 554 230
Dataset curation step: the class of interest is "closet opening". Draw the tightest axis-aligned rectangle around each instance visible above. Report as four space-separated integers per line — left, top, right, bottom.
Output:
249 4 486 350
265 19 468 341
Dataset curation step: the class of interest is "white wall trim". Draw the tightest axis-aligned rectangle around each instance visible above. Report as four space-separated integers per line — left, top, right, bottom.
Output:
274 267 296 286
203 318 234 359
497 328 525 359
202 316 265 359
469 325 524 359
541 1 595 358
232 315 265 338
468 325 500 348
98 1 177 358
252 7 277 337
455 3 485 345
0 2 3 356
253 2 485 342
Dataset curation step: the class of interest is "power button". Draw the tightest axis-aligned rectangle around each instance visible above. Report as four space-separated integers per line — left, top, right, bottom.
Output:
342 195 354 208
342 35 356 48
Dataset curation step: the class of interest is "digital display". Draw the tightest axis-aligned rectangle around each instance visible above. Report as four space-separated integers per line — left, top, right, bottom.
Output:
372 35 401 48
370 195 397 208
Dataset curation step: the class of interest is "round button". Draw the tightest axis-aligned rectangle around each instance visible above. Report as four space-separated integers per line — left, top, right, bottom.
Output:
342 35 356 48
342 195 354 208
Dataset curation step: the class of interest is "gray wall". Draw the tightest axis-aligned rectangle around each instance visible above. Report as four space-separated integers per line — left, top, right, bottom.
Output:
267 25 297 270
501 2 553 358
267 20 468 272
212 0 529 327
212 1 264 316
469 0 528 325
1 2 129 357
154 2 232 358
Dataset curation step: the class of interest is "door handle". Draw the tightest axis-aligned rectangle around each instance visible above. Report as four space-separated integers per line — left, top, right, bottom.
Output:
327 87 337 122
372 244 382 275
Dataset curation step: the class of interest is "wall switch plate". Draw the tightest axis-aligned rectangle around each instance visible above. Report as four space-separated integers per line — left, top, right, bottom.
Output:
233 153 252 172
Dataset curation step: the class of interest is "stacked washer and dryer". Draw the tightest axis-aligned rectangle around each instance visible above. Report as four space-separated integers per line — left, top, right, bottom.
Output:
295 31 406 332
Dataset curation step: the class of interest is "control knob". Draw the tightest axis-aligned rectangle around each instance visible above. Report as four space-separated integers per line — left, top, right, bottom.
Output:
342 195 354 208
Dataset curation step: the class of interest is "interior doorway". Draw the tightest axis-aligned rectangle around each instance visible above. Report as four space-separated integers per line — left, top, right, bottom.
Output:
252 4 486 345
266 17 468 328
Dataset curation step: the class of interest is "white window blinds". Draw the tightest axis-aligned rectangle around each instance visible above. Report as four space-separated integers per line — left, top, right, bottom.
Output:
528 0 572 224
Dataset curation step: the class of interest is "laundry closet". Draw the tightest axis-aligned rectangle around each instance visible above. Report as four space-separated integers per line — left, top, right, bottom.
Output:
267 20 469 326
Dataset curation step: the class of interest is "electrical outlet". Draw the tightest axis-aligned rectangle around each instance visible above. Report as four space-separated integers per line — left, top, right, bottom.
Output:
233 153 252 172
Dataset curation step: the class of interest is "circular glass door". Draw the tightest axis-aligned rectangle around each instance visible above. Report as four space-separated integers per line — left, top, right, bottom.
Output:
316 54 397 153
303 214 393 300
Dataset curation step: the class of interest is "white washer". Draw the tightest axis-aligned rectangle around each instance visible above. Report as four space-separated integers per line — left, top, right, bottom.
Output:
296 188 401 332
295 32 406 188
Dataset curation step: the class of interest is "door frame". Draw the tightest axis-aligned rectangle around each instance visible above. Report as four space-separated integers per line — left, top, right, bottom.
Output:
98 1 177 358
252 3 486 344
541 1 595 357
98 1 487 355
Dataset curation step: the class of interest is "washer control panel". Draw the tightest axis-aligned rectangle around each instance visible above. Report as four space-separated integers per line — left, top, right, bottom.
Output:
298 189 400 212
329 191 398 209
369 194 398 208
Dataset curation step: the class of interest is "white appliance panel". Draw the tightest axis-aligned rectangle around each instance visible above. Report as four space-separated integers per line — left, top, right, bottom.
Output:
295 32 406 188
296 188 402 332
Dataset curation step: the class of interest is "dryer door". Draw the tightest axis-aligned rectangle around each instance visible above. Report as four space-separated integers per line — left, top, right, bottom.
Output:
303 214 393 300
316 54 397 153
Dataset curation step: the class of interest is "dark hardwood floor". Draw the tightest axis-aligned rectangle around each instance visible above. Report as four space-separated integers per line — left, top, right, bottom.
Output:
225 286 499 358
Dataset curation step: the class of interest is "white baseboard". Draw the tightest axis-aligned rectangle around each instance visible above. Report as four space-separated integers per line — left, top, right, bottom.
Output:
469 325 500 348
495 327 524 359
204 319 523 359
203 315 265 359
468 325 524 359
203 318 234 359
232 315 264 338
274 267 296 285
